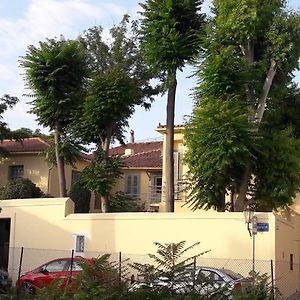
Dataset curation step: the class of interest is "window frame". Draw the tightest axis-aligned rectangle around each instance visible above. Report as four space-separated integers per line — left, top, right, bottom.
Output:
124 173 140 199
8 165 24 180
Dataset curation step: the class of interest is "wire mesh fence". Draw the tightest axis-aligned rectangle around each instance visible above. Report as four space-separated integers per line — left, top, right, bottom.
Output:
6 247 300 299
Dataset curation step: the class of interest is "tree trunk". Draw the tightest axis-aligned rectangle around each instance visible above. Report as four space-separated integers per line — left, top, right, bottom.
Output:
165 73 177 212
54 127 67 197
99 128 113 213
234 59 277 211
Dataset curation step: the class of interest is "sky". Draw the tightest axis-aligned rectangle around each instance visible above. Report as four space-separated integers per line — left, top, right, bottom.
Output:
1 0 300 144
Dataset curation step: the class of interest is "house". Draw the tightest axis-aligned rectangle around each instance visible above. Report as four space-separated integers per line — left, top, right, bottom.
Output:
0 137 91 197
107 140 163 211
155 124 190 212
0 137 164 212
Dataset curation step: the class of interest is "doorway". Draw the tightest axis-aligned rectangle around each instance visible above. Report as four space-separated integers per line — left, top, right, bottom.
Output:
0 219 11 270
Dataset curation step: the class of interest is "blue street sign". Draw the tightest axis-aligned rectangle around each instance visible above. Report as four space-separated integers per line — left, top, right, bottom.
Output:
257 223 269 232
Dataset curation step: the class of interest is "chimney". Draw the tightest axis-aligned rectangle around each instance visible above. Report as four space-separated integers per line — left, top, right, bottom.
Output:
130 129 135 143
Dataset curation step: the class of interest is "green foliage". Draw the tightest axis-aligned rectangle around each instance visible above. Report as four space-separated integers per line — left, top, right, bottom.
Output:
76 68 139 145
139 0 205 75
187 0 300 211
80 150 123 197
131 241 210 292
45 137 86 168
253 129 300 210
0 178 45 200
0 95 30 150
233 272 279 300
20 37 87 131
68 181 91 213
76 16 159 146
185 99 258 210
110 192 145 212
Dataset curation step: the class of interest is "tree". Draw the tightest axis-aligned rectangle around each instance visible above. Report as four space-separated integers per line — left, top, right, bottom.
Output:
73 17 159 212
185 0 300 211
0 95 31 157
20 37 87 197
68 181 91 213
139 0 205 212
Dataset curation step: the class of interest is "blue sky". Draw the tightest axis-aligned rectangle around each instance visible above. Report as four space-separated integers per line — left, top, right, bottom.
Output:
1 0 300 143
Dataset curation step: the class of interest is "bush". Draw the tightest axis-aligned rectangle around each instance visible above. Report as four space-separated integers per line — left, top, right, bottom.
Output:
110 192 145 212
0 178 45 199
68 181 91 213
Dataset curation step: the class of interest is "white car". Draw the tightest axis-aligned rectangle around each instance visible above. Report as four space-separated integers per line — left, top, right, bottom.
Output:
131 266 251 297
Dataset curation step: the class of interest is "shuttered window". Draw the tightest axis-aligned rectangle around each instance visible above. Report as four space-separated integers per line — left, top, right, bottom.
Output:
125 173 140 198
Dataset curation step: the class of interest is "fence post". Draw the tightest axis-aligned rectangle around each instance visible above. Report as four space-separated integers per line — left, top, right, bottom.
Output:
70 249 74 278
119 252 122 286
192 256 196 289
271 259 275 300
17 247 24 281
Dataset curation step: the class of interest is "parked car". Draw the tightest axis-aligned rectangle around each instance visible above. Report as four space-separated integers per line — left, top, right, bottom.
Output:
131 266 251 297
16 256 94 296
0 269 12 291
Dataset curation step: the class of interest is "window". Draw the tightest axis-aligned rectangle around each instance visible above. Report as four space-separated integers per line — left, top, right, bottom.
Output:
9 165 24 180
153 176 162 194
174 152 183 200
290 254 294 271
125 173 140 198
75 235 85 253
150 174 162 203
44 260 68 272
71 170 81 186
68 260 83 271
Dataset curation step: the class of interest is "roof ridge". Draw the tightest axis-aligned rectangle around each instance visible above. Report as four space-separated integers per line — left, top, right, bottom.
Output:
124 148 161 158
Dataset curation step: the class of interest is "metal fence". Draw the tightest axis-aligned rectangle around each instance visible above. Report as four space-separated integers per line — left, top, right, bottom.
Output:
6 247 299 299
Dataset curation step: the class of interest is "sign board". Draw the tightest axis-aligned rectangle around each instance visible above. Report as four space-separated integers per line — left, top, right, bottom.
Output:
257 223 269 232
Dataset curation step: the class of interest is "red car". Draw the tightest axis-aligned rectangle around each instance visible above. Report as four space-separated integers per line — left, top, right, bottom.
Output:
16 257 93 296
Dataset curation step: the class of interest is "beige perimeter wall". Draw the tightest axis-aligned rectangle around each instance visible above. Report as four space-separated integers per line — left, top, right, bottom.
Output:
0 198 299 298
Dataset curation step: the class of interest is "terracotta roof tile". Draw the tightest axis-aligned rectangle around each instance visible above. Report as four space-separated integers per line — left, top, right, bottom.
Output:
109 141 163 169
0 137 49 153
0 137 92 161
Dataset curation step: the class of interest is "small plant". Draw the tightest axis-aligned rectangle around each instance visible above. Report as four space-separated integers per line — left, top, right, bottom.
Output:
130 241 210 296
232 272 282 300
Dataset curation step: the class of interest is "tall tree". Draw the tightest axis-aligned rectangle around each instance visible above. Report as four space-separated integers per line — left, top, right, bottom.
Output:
74 16 159 212
0 95 19 142
0 95 30 158
20 38 87 197
139 0 205 212
185 0 300 211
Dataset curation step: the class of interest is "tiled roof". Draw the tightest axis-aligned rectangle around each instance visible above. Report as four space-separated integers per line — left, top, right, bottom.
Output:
0 137 49 153
0 137 92 161
109 141 163 169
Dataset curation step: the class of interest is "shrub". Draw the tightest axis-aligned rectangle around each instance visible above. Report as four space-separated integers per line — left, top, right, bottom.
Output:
0 178 45 199
68 181 91 213
110 192 145 212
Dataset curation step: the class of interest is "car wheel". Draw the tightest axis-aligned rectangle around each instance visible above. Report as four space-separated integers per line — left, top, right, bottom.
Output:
20 282 36 297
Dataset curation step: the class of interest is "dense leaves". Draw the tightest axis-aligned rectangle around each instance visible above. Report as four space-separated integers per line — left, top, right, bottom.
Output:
0 178 45 200
0 95 30 149
185 0 300 211
79 150 123 201
68 181 91 213
20 38 87 131
139 0 206 212
185 99 258 210
140 0 205 75
20 37 88 197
